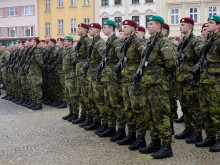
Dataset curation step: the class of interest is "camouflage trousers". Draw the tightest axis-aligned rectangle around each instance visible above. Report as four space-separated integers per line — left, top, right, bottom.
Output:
64 77 79 115
29 73 42 104
77 74 89 119
199 83 220 140
143 84 172 144
57 72 66 102
122 82 145 135
1 70 7 90
42 72 51 100
107 81 126 129
177 82 202 133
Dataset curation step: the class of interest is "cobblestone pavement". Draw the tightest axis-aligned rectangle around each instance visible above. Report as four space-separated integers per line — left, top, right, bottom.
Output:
0 92 219 165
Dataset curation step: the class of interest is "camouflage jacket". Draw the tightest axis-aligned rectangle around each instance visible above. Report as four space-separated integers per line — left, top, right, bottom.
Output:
54 47 66 74
28 46 43 76
121 34 144 82
0 50 10 72
76 34 92 76
101 33 122 82
200 31 220 84
63 46 75 78
141 32 177 85
176 34 202 82
88 34 105 80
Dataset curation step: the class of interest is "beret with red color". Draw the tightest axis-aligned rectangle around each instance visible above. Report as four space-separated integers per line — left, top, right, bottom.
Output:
123 20 137 28
32 37 40 43
136 26 146 33
180 17 194 25
49 38 57 43
57 38 64 42
89 23 102 30
78 23 89 30
163 23 170 31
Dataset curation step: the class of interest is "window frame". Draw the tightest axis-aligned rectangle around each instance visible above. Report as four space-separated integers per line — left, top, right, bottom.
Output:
115 17 122 29
22 6 33 16
102 0 108 6
132 0 139 4
58 19 64 34
7 7 17 17
22 26 34 37
83 0 89 6
207 6 218 18
45 22 51 36
45 0 50 12
170 8 180 25
84 18 90 25
115 0 122 5
0 28 3 38
146 0 153 3
132 16 139 26
58 0 64 7
70 0 76 7
7 27 18 38
71 18 77 34
102 17 109 25
189 7 199 24
0 9 2 17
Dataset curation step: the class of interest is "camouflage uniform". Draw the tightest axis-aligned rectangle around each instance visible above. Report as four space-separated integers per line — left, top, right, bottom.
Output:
87 35 105 123
76 34 92 119
176 34 203 134
101 34 126 129
63 46 79 116
198 31 220 140
141 32 177 144
121 34 145 135
0 49 10 90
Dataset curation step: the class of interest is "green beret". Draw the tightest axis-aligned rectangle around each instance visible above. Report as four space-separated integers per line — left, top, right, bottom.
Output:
147 15 165 25
64 36 73 40
103 20 116 27
208 15 220 23
11 41 17 44
0 43 7 47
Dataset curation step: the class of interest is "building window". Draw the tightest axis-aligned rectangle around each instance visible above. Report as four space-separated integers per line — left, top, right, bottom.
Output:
84 18 90 25
71 19 77 33
22 6 33 16
102 0 108 6
0 28 2 37
7 27 18 38
45 0 50 11
115 17 122 29
58 19 64 34
208 6 217 17
84 0 89 6
0 9 2 17
146 15 152 27
146 0 153 2
189 7 198 24
132 0 139 4
132 16 139 26
115 0 121 5
102 17 109 25
70 0 76 7
7 7 17 17
22 26 33 37
45 22 51 36
170 8 179 25
58 0 64 7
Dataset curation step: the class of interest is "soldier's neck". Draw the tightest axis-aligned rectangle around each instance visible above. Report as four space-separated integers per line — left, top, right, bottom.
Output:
184 30 192 38
107 31 114 38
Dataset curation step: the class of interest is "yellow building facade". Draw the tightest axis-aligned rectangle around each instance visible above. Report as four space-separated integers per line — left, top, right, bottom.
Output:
38 0 94 40
162 0 220 37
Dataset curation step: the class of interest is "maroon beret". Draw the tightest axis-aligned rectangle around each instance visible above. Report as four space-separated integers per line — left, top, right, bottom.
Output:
45 40 49 44
173 37 180 41
163 23 170 31
123 20 137 28
40 40 46 43
119 29 123 32
78 23 89 30
26 38 32 42
57 38 64 42
32 37 40 44
20 40 26 44
49 38 57 43
180 17 194 25
202 23 208 29
136 26 146 33
89 23 102 30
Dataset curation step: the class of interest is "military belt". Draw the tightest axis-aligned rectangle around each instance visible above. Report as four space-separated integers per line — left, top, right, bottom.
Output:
208 63 220 68
179 61 194 67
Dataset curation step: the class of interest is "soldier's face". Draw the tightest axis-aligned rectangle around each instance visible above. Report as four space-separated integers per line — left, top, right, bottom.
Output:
102 25 111 36
180 23 191 34
77 27 87 36
201 27 209 38
48 41 54 48
147 21 159 35
123 25 133 36
88 27 99 37
162 28 168 36
207 20 220 33
118 32 125 40
64 40 72 47
135 31 145 39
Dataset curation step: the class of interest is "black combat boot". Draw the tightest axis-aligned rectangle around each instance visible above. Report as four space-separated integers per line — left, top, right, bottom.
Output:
174 129 192 139
174 115 184 123
28 102 37 109
49 100 58 106
110 128 126 142
42 98 48 103
12 97 20 103
195 137 216 147
67 115 78 122
15 98 24 104
21 100 29 106
186 132 202 144
151 144 173 159
62 113 73 120
84 122 101 131
128 135 146 150
56 102 67 108
8 96 15 101
210 140 220 152
79 119 93 127
5 95 12 100
139 139 161 154
98 127 116 138
94 125 108 134
116 132 136 145
2 94 9 99
72 117 86 124
32 104 43 111
43 99 53 105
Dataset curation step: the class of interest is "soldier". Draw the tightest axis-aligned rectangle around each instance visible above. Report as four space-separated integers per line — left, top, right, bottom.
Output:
0 43 10 99
162 23 170 37
118 29 125 40
174 17 203 144
62 36 79 122
82 23 105 131
114 20 146 150
135 26 146 42
71 23 92 124
25 37 43 110
193 15 220 152
172 37 180 47
134 15 176 159
95 20 126 139
200 23 209 40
